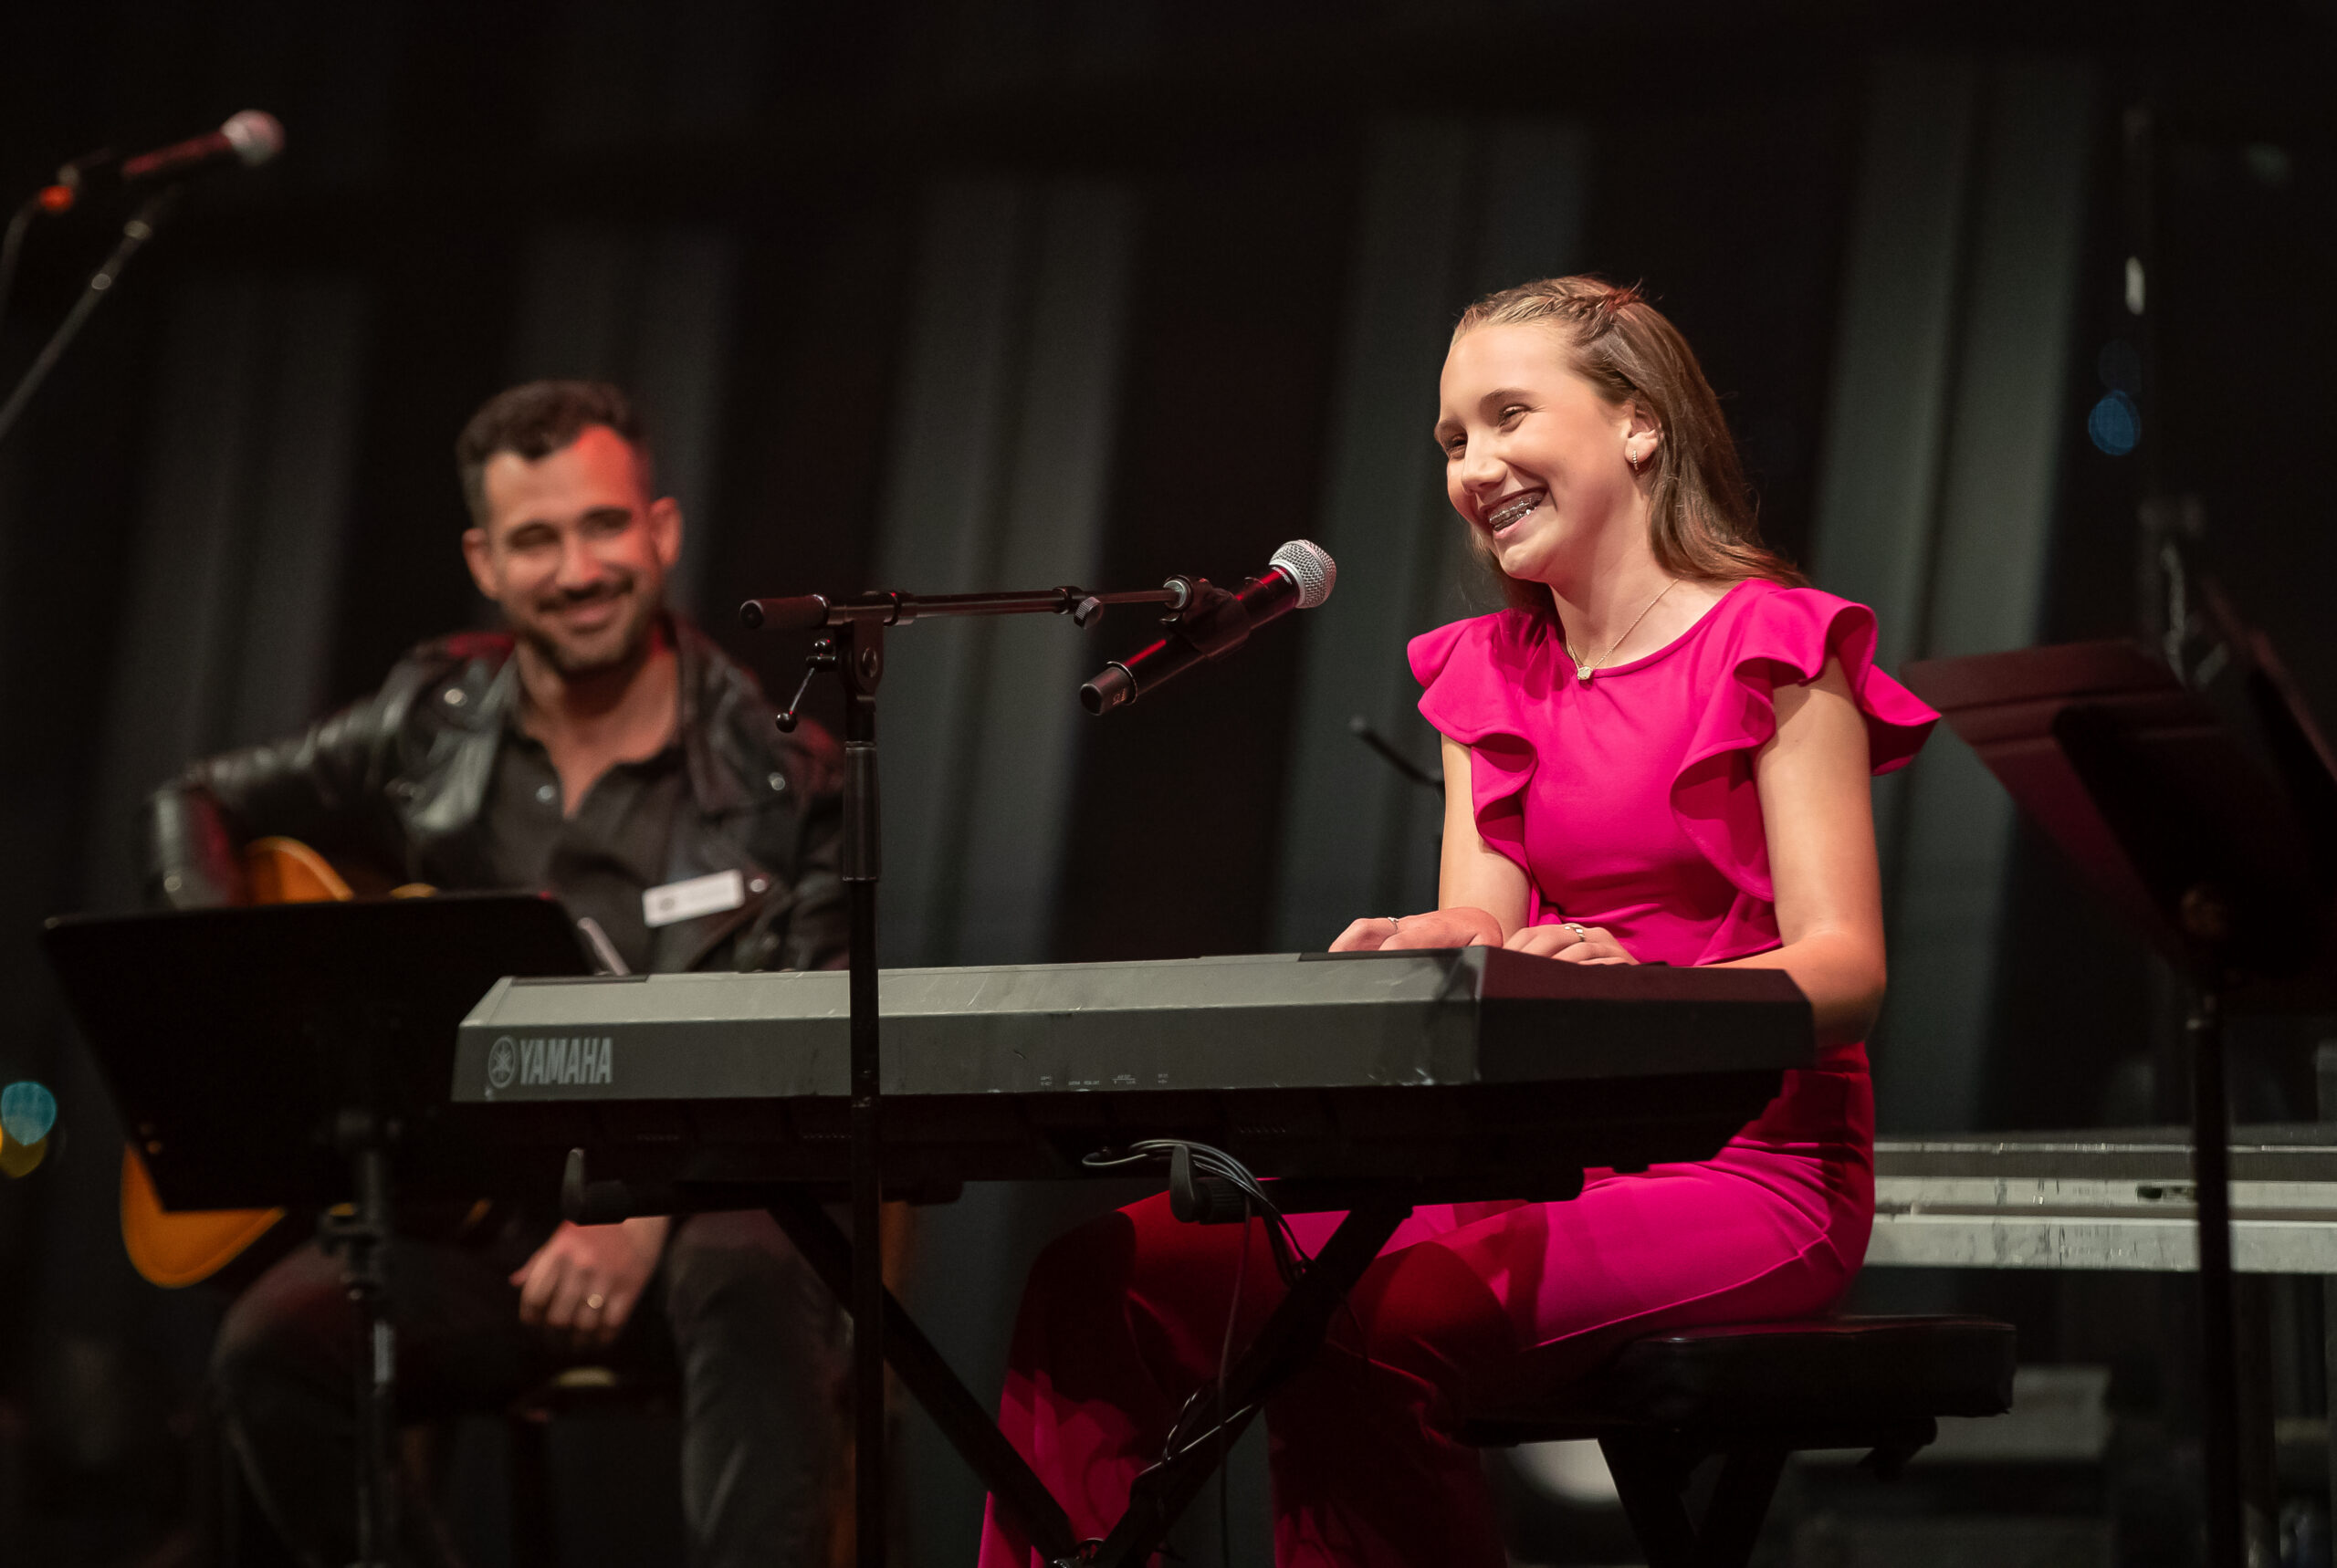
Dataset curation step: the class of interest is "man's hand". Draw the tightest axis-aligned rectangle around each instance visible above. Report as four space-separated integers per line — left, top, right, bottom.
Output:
1504 922 1637 966
1329 907 1506 952
510 1216 669 1352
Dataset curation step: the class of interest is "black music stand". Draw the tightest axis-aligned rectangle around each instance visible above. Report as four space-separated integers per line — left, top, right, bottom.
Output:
44 894 594 1568
1901 638 2336 1568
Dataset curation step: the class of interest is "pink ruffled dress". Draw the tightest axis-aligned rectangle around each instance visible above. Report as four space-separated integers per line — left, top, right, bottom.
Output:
978 580 1937 1568
1373 580 1937 1354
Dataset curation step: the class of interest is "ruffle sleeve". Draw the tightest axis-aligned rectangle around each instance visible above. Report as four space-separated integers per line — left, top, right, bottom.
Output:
1407 589 1938 915
1408 611 1555 875
1670 587 1937 904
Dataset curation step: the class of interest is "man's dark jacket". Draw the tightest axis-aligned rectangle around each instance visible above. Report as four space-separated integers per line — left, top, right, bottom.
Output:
144 618 846 974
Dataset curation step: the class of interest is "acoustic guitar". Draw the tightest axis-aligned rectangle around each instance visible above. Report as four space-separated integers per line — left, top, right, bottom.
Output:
119 838 432 1288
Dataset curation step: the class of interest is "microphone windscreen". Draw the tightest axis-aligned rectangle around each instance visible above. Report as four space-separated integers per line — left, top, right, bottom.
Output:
1270 539 1336 610
221 110 286 167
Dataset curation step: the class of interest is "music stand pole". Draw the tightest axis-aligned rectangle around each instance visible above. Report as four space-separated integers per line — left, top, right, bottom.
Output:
330 1110 399 1568
2188 981 2246 1568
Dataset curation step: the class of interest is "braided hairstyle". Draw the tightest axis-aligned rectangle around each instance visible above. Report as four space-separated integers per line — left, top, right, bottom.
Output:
1451 277 1803 615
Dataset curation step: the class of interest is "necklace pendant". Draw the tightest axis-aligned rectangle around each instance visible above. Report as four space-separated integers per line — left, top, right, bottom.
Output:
1575 664 1594 684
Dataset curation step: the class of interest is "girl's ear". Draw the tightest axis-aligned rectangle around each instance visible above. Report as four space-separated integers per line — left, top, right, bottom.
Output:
1622 401 1661 469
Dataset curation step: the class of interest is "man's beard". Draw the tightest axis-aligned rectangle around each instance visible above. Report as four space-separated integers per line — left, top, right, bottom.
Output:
515 579 663 679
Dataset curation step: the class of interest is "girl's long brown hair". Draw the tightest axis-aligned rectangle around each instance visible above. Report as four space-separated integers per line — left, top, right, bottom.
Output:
1453 277 1804 614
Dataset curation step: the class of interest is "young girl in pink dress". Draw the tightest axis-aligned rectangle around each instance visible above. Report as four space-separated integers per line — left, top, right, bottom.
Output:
976 277 1938 1567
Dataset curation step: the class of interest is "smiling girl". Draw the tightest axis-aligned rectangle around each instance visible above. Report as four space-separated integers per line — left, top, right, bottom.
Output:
975 277 1937 1568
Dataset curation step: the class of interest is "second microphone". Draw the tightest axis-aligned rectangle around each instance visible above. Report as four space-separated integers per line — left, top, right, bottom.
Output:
1081 539 1336 715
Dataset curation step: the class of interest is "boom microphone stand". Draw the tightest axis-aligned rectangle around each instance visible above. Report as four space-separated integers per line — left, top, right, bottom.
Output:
738 579 1185 1566
0 187 175 451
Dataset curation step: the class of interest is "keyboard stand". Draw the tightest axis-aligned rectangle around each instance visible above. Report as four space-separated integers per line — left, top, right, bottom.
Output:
770 1187 1411 1567
569 1153 1411 1567
762 1186 1082 1556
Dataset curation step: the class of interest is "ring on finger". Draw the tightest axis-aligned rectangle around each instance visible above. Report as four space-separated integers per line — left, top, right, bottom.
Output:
1384 915 1400 934
584 1293 605 1312
1562 922 1590 940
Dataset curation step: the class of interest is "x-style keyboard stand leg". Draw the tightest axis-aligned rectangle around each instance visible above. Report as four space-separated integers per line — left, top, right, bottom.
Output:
1086 1195 1412 1567
763 1188 1083 1560
765 1187 1414 1568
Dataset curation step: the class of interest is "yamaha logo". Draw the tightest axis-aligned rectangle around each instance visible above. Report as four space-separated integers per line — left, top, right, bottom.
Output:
494 1034 616 1088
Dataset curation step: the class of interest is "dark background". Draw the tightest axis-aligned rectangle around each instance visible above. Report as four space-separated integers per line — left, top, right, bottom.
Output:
0 3 2330 1564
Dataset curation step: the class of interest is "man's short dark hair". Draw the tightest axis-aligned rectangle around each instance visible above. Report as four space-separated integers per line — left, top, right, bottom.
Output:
455 380 655 526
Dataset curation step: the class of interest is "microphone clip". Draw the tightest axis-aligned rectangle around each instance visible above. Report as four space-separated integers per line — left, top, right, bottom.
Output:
1080 565 1298 716
1158 576 1252 659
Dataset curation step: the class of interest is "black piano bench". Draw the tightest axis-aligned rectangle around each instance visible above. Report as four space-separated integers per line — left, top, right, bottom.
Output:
1458 1314 2017 1568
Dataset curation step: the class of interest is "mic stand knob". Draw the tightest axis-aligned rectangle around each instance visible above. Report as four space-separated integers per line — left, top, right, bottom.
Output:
775 636 840 734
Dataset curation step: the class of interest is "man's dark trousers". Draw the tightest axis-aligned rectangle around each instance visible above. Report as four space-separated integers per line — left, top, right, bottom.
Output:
213 1210 843 1566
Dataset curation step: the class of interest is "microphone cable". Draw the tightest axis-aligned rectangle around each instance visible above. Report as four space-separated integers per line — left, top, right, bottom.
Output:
1085 1136 1326 1561
1082 1137 1311 1288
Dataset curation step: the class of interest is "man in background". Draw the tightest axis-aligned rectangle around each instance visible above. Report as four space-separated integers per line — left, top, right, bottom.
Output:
147 381 846 1566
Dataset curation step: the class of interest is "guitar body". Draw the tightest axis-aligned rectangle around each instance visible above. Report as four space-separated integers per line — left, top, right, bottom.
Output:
120 838 353 1289
119 1143 291 1289
242 833 357 905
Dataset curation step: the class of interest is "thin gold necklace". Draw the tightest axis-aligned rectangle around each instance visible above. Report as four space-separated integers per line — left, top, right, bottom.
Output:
1563 579 1682 685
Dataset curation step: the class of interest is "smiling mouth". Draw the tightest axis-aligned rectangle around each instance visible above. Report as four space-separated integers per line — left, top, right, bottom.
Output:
1483 491 1545 534
543 584 629 617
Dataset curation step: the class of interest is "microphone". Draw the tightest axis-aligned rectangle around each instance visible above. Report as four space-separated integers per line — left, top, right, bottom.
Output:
1081 539 1335 715
48 111 285 205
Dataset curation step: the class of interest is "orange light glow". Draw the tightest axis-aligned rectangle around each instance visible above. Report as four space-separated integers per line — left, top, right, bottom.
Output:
0 1130 47 1178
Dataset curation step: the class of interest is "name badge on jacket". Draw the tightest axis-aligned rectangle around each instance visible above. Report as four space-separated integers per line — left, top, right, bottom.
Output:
644 869 746 928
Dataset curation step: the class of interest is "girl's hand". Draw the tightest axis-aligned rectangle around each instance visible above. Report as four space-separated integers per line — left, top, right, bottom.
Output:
1504 921 1638 966
1329 906 1506 952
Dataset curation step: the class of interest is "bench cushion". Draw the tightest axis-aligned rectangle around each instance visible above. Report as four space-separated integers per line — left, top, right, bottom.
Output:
1463 1314 2016 1437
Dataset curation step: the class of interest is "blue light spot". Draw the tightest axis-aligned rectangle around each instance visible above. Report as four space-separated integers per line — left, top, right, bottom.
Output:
1 1081 58 1145
2089 392 2141 456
